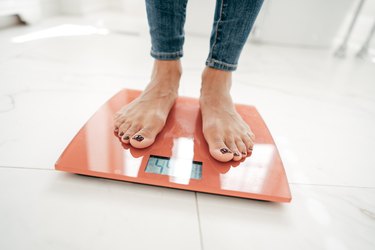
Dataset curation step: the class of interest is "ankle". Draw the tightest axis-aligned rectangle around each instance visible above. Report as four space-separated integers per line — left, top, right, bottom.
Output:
152 59 182 81
201 67 232 96
145 60 181 95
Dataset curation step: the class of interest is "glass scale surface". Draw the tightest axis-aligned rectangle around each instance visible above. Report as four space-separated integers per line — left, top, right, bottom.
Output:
55 89 292 202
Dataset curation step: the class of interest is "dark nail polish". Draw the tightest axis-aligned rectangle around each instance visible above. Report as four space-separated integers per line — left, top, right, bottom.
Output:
119 132 124 136
123 135 130 140
242 152 247 155
234 152 240 157
220 148 231 154
249 147 253 151
133 134 144 142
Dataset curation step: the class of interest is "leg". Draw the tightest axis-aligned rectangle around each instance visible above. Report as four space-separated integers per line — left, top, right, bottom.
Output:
113 0 188 148
200 0 263 162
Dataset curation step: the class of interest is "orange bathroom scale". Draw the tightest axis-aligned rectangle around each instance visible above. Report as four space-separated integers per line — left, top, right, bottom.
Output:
55 88 291 202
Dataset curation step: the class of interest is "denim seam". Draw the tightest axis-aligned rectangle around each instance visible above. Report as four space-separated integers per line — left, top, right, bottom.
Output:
207 0 224 61
206 58 237 68
151 50 184 56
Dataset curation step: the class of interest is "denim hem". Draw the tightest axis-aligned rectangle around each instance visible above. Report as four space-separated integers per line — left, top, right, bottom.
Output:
150 50 184 60
205 59 237 71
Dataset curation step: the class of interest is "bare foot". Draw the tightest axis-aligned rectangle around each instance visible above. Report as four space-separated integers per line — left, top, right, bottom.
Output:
199 67 255 162
113 60 181 148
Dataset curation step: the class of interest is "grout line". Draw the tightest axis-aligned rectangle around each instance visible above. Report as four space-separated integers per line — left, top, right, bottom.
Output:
0 165 54 171
194 192 205 250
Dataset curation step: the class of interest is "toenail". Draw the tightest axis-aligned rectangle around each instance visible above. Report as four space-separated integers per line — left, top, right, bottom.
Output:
114 128 119 132
248 148 253 156
242 152 247 155
119 132 124 136
220 148 232 154
123 135 130 140
234 152 240 157
133 134 144 142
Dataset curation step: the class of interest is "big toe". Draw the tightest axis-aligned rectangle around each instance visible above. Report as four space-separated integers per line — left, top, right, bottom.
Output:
206 138 234 162
130 127 158 149
210 147 234 162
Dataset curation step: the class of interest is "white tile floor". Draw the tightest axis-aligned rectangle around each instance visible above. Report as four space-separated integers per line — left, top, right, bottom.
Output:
1 12 375 250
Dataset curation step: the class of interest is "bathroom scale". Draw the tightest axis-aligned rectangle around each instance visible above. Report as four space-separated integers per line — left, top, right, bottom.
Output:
55 88 291 202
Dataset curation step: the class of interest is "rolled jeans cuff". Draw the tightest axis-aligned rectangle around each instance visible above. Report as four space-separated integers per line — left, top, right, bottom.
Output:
205 58 237 71
150 50 184 60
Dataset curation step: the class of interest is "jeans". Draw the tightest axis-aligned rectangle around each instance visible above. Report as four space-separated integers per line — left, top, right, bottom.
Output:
145 0 264 71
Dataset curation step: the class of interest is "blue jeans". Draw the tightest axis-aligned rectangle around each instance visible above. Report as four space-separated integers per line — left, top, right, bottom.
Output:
145 0 264 71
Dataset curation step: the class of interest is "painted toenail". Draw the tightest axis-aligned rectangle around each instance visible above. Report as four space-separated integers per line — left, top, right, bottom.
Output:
242 152 246 155
234 152 240 157
119 132 124 136
248 148 253 156
220 148 232 154
133 135 144 142
123 135 130 140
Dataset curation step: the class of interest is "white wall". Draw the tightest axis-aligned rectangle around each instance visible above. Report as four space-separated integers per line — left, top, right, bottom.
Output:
253 0 355 47
1 0 374 49
0 0 60 22
59 0 114 15
115 0 374 49
343 0 375 48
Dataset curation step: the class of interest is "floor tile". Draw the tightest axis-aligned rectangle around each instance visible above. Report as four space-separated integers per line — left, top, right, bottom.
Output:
0 90 116 169
197 185 375 250
0 167 201 250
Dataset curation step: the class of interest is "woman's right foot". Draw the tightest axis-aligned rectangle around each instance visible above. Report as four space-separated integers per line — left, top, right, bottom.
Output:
113 60 182 148
199 67 255 162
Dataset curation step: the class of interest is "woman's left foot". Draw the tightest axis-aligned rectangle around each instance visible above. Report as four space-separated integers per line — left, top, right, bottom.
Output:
113 60 181 148
199 67 255 162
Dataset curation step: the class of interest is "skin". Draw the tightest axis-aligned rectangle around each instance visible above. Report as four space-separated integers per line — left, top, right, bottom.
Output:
199 67 255 162
113 59 255 162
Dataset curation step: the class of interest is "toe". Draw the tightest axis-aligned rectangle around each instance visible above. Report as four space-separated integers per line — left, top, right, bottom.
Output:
117 122 130 137
121 124 140 144
226 139 241 161
243 133 254 155
236 139 247 158
130 127 158 149
114 117 125 132
205 136 234 162
247 131 256 141
113 112 121 120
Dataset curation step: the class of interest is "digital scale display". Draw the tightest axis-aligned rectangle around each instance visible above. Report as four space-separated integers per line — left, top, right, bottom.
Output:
145 155 202 180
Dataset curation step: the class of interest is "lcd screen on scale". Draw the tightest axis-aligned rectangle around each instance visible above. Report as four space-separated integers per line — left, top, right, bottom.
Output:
145 155 202 180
